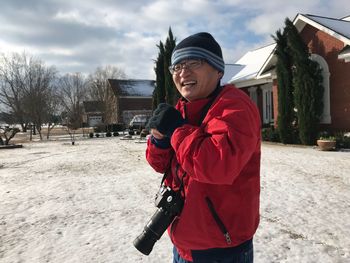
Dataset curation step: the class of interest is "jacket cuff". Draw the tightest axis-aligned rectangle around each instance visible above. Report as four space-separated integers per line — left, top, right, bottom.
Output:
150 135 171 149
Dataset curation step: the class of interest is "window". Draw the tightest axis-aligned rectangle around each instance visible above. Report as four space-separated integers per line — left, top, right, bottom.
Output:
311 54 331 124
261 84 274 124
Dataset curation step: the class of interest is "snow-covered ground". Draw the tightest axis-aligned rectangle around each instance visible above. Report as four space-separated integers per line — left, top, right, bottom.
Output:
0 137 349 263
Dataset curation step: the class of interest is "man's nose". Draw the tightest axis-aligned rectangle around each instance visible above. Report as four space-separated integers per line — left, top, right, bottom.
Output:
179 66 191 76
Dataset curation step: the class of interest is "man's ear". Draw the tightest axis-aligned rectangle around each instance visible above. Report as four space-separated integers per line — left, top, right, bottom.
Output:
218 72 223 79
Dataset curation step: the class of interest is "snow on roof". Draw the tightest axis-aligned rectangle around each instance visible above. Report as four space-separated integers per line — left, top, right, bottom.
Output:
292 14 350 46
108 79 155 97
341 15 350 21
257 13 350 80
221 64 245 84
303 14 350 40
229 43 276 83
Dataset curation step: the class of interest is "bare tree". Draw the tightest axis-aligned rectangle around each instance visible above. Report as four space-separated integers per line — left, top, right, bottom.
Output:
0 126 20 145
87 65 126 129
0 53 30 131
22 57 57 140
44 88 61 140
0 52 57 139
58 73 87 144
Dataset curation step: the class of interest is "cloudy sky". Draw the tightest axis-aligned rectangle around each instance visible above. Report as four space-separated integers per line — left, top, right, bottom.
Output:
0 0 349 80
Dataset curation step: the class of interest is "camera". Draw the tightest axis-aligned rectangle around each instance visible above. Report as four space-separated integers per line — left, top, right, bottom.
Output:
133 185 184 255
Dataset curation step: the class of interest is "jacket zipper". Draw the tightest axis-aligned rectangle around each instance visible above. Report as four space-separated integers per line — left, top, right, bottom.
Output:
205 196 232 245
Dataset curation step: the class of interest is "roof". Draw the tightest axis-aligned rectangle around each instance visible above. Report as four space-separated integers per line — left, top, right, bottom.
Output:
108 79 155 97
83 101 104 113
256 13 350 81
221 64 245 84
341 15 350 21
294 14 350 45
229 43 276 84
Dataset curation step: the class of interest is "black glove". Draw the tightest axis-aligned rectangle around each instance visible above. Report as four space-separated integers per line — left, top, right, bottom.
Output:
147 103 185 138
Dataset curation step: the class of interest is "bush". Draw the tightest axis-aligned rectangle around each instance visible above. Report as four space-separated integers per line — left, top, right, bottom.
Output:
262 127 281 142
106 132 112 137
335 132 350 149
128 130 135 135
95 133 100 138
104 123 125 132
89 132 94 138
94 124 105 133
113 132 119 137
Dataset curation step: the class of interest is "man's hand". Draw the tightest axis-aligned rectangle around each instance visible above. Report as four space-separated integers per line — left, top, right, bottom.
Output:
147 103 185 138
150 128 165 139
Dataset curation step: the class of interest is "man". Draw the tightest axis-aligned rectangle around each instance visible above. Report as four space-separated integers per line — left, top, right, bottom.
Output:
146 32 261 263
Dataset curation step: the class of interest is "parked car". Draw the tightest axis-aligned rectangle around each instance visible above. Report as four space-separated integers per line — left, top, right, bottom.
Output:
129 115 150 130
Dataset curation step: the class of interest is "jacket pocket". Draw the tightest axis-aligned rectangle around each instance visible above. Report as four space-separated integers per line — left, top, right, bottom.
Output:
205 196 232 245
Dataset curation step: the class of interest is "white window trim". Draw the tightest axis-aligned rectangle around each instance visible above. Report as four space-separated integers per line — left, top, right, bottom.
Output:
311 54 331 124
261 83 274 124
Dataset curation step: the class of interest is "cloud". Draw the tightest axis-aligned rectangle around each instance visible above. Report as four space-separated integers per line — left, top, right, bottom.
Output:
0 0 348 79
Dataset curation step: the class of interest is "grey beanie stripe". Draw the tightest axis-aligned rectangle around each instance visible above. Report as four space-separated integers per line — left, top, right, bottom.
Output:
171 47 225 73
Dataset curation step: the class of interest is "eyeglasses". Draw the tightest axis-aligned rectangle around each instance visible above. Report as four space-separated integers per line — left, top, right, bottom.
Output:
169 59 204 74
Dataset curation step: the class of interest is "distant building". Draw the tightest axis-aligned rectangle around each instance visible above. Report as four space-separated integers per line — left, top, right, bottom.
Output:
229 13 350 131
108 79 154 125
82 101 104 127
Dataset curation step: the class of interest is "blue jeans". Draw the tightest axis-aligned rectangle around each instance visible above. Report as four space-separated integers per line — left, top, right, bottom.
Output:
173 239 254 263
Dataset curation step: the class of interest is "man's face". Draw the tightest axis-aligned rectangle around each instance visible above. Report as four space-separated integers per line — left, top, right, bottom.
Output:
172 59 222 102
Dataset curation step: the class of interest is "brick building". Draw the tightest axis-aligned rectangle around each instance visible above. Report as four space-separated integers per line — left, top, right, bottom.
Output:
229 13 350 131
82 101 104 127
108 79 154 125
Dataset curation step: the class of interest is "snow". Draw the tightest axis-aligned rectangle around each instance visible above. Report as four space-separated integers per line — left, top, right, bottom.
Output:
229 43 276 83
121 80 154 97
221 64 245 85
1 137 350 262
304 14 350 40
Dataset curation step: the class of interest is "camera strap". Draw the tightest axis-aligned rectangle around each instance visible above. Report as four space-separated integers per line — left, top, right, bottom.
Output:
160 154 174 186
198 83 223 126
160 156 187 197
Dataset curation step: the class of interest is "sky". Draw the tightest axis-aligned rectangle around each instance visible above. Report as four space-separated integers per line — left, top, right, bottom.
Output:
0 0 349 80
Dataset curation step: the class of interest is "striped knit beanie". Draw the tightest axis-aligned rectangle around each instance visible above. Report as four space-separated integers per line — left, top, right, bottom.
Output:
171 32 225 73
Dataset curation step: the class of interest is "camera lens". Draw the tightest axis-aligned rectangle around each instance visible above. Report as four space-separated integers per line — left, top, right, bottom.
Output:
133 229 158 255
133 207 175 255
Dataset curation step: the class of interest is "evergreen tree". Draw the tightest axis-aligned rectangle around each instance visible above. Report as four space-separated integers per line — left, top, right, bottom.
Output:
163 28 178 105
273 28 295 144
153 28 178 108
153 41 166 109
285 18 324 145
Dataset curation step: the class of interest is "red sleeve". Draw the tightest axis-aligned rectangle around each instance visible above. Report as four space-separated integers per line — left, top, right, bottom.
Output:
146 138 174 174
170 91 261 185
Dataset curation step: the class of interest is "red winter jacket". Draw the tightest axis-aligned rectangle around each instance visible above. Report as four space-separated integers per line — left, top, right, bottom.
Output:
146 84 261 261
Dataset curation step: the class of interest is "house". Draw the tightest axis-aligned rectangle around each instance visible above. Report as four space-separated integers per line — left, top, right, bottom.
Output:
221 64 245 85
229 13 350 131
82 101 104 127
229 43 276 125
108 79 154 126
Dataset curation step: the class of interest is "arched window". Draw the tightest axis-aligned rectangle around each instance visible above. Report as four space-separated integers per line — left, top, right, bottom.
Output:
311 54 331 124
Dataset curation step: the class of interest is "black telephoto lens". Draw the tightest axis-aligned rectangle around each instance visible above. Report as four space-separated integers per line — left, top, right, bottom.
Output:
133 229 158 255
133 207 176 255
